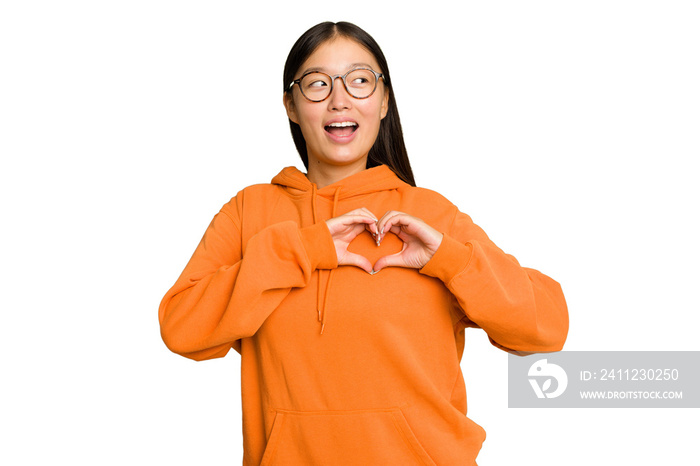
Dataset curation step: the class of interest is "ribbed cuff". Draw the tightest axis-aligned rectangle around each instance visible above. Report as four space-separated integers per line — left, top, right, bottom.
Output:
299 222 338 270
419 234 474 284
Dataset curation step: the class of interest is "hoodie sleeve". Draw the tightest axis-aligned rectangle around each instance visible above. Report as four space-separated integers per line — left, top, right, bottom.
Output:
158 199 337 361
419 208 568 355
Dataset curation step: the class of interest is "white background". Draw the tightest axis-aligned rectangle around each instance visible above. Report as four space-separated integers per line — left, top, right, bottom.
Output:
1 1 698 465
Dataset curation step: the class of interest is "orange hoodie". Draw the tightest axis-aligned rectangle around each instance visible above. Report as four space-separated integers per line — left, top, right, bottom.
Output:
159 164 568 465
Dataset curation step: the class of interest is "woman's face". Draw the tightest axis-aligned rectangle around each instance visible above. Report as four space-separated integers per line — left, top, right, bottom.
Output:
285 37 389 174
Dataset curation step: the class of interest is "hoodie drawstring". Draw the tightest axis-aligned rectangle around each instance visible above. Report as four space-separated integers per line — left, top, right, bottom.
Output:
272 165 404 335
312 185 341 335
311 184 323 327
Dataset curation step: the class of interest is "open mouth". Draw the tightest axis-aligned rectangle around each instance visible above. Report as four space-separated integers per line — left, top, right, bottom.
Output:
324 121 358 137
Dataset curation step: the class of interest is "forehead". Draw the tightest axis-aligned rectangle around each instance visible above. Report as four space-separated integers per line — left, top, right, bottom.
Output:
298 37 381 76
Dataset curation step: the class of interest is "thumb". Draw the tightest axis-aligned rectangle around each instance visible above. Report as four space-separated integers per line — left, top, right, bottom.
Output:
340 251 373 274
372 249 406 273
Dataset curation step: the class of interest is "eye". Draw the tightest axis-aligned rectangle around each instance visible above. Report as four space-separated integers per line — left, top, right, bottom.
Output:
346 69 375 88
308 80 328 88
301 72 331 92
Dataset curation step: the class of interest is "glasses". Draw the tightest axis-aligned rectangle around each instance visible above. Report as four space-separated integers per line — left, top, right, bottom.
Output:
288 67 385 102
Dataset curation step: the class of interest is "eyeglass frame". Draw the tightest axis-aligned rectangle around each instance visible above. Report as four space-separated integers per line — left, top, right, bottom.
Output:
287 67 386 102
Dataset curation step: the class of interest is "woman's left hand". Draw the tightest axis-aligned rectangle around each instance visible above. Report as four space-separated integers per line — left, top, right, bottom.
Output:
373 211 444 273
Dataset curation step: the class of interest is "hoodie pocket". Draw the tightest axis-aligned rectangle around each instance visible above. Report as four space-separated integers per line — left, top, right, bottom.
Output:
260 406 436 465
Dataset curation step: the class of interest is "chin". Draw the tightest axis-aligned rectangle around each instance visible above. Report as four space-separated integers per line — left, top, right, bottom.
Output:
313 147 367 166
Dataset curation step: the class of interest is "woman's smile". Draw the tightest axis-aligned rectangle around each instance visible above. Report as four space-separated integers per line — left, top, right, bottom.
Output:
324 117 359 143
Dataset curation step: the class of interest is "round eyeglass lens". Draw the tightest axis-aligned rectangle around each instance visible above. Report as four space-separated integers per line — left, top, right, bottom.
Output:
300 73 332 101
300 69 377 101
345 69 377 98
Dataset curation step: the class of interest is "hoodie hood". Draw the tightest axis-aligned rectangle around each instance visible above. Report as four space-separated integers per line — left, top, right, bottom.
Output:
272 164 409 335
271 164 408 199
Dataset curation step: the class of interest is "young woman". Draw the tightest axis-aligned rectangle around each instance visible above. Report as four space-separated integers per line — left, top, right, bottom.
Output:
159 21 569 466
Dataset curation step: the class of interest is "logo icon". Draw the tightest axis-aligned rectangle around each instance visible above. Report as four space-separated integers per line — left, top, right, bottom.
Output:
528 359 568 399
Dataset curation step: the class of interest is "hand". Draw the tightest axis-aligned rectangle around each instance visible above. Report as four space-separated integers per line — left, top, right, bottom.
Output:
373 211 443 273
325 208 379 274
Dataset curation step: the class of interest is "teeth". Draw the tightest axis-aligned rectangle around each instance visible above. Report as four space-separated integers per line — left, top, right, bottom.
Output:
327 121 357 127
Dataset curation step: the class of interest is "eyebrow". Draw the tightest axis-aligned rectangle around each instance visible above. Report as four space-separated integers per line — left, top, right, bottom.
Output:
300 62 376 75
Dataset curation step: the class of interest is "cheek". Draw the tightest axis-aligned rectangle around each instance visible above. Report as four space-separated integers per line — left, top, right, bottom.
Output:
366 93 387 116
297 106 324 134
358 101 385 128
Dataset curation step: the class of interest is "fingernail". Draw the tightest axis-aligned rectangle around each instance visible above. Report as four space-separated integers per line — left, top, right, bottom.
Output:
369 269 378 275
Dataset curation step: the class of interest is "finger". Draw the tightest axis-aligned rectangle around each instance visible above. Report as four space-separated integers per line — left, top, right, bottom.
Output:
380 212 415 237
375 210 401 243
340 251 374 274
376 210 399 232
340 207 377 223
364 222 379 237
358 207 378 222
377 209 398 222
343 221 377 244
377 211 411 234
328 214 378 233
389 215 444 251
355 208 379 236
341 214 377 226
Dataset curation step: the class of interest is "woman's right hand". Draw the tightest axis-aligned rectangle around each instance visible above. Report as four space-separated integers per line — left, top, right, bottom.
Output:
325 207 378 274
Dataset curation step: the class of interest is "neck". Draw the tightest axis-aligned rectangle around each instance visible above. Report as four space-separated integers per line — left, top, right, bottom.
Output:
306 158 368 189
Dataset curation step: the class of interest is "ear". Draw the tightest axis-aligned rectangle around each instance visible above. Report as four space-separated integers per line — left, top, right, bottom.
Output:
380 89 390 120
283 92 299 124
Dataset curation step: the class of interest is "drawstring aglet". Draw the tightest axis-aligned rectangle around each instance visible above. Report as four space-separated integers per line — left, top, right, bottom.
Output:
320 322 325 335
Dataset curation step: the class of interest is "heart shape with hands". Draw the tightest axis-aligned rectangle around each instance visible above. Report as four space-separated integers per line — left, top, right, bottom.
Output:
324 207 444 275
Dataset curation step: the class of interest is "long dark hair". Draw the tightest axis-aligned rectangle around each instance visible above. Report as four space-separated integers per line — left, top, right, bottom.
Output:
283 21 416 187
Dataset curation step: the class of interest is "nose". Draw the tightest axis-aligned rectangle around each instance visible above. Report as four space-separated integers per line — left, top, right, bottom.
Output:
327 76 352 111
